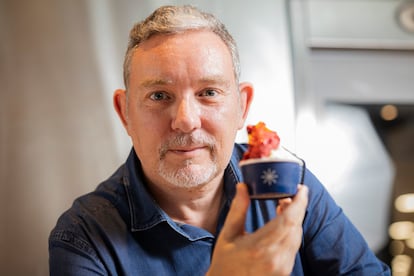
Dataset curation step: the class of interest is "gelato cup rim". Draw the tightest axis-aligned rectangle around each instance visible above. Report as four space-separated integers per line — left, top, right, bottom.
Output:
239 156 303 166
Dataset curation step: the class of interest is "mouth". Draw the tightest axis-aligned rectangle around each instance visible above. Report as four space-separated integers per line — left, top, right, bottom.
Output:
168 146 208 156
159 133 216 160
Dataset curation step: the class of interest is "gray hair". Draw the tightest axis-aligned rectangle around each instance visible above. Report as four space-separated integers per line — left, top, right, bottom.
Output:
123 5 240 89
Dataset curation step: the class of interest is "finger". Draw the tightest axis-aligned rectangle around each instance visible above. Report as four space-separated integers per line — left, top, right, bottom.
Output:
276 225 304 272
277 198 292 215
218 183 250 242
278 192 306 257
253 185 308 241
274 185 308 234
282 185 308 221
277 184 307 215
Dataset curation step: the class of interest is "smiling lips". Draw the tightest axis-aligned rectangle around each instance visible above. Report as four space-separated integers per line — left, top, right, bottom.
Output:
169 146 207 155
159 133 216 160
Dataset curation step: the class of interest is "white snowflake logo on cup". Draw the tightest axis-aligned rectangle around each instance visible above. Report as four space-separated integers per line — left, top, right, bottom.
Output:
261 168 278 186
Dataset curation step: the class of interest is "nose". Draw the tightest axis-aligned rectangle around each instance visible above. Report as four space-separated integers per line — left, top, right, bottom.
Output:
171 97 201 133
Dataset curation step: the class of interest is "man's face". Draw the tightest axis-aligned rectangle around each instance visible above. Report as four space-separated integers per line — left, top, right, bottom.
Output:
115 30 252 190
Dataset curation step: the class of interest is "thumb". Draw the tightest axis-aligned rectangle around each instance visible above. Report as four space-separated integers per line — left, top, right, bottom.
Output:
218 183 250 242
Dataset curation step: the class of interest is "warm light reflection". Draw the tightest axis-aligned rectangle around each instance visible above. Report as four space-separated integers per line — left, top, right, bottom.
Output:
380 104 398 121
390 240 405 256
389 221 414 240
395 194 414 213
392 254 412 276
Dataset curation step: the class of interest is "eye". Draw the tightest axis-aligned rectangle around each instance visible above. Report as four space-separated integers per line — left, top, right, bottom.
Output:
200 89 218 97
149 91 170 101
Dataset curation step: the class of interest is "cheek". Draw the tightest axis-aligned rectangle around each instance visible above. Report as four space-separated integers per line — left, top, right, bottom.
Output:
209 101 242 130
128 112 166 149
202 105 241 142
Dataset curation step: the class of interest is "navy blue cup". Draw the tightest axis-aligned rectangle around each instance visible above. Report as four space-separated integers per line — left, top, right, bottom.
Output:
240 159 305 199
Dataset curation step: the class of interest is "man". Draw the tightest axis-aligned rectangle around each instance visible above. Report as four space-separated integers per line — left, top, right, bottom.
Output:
49 5 390 275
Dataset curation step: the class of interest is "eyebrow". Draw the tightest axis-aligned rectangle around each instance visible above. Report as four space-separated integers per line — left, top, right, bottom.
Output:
139 78 172 88
139 75 231 89
199 76 230 88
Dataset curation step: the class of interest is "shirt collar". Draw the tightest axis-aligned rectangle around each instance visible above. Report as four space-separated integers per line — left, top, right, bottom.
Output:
122 144 246 239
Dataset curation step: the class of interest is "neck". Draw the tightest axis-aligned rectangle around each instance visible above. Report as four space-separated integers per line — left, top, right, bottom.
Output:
147 175 225 235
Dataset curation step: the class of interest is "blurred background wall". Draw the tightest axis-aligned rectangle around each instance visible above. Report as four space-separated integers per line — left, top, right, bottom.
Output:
0 0 413 275
290 1 414 274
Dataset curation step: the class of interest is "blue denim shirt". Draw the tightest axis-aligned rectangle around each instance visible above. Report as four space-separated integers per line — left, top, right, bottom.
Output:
49 144 390 275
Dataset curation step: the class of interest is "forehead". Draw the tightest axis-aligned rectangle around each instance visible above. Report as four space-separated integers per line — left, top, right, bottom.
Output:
129 30 236 85
137 30 229 54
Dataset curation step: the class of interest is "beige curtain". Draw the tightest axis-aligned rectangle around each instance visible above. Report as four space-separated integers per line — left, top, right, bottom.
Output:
0 1 123 274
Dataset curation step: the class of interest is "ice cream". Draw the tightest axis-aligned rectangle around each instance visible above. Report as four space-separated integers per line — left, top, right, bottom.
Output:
240 122 301 165
239 122 304 199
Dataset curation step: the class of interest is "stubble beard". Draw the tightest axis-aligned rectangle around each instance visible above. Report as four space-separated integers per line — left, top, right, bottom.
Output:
158 133 218 189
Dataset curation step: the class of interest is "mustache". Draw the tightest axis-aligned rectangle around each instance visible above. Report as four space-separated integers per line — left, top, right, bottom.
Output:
159 133 216 159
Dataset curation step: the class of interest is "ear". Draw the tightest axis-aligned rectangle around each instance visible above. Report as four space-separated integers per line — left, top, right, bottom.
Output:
237 82 254 129
113 89 129 131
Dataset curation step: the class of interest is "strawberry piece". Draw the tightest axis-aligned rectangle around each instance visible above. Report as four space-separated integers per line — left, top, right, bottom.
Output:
242 122 280 160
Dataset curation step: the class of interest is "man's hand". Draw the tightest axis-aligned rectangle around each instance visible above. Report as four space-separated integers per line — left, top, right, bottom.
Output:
207 184 308 276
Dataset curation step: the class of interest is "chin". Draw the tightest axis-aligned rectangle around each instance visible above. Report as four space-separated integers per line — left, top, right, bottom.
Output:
158 163 218 189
